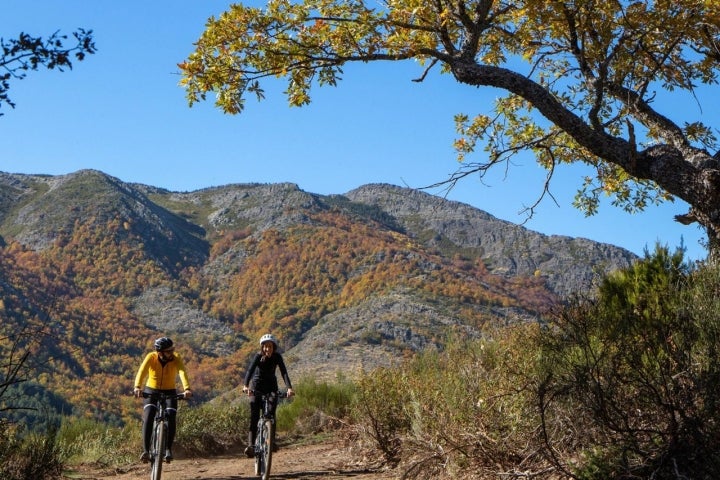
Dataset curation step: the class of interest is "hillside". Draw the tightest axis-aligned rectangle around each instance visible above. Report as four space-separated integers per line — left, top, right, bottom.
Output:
0 169 636 424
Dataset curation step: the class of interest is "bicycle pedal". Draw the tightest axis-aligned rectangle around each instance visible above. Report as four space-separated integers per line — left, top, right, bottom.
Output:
244 445 255 458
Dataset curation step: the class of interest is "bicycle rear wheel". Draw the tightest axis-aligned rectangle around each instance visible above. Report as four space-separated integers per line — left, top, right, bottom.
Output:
260 419 274 480
150 421 166 480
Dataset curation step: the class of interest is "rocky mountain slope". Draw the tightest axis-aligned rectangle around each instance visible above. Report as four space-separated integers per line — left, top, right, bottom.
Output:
0 169 636 420
344 184 633 298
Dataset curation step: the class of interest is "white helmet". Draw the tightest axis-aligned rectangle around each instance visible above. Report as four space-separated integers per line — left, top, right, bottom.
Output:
259 333 278 348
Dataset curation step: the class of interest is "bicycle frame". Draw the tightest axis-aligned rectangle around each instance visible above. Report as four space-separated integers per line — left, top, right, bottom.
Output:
142 392 185 480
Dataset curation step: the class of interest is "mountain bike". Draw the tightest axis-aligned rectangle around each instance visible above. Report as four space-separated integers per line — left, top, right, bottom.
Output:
253 391 289 480
141 391 186 480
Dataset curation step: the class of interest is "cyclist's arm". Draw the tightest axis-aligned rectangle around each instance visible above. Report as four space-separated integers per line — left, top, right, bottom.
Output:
133 353 153 393
277 354 293 393
243 354 261 391
175 354 192 392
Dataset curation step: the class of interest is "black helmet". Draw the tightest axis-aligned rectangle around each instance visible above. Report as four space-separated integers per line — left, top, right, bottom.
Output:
154 337 174 351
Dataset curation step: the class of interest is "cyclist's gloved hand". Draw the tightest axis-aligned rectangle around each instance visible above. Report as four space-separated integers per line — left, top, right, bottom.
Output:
287 388 295 398
183 389 193 399
242 385 250 394
133 387 142 398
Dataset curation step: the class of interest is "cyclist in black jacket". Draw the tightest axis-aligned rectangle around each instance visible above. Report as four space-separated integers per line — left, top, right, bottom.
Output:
242 333 294 457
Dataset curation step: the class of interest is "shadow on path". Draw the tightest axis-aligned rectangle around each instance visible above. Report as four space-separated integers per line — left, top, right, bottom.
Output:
186 468 382 480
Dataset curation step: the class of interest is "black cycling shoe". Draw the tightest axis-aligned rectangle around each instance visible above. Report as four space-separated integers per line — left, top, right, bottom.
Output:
164 449 173 463
244 445 255 458
140 451 149 463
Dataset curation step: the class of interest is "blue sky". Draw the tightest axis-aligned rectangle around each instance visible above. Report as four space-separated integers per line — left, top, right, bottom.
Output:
1 1 712 262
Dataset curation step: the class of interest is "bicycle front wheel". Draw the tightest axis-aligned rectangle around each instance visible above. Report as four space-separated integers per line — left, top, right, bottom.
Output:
150 421 166 480
254 443 261 477
260 419 274 480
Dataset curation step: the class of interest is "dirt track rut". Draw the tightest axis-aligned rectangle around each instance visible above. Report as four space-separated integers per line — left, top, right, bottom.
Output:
67 441 396 480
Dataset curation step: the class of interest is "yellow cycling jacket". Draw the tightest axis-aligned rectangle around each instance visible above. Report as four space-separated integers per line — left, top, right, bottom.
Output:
134 352 191 391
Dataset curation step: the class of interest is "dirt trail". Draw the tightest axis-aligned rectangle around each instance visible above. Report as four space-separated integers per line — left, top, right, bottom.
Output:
66 441 396 480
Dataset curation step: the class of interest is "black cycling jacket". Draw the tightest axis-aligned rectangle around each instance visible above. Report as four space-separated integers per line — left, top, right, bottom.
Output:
243 352 292 393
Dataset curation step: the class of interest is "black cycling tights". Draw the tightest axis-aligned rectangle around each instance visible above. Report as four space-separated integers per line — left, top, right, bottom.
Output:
248 392 278 445
142 395 178 452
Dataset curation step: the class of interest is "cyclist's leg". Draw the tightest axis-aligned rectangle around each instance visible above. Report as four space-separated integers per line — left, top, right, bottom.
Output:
249 393 261 442
141 396 157 460
268 394 279 451
165 394 179 460
245 393 260 457
268 393 278 417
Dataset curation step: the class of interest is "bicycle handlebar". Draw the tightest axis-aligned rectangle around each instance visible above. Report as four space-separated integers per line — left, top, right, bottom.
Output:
138 391 187 400
246 389 291 398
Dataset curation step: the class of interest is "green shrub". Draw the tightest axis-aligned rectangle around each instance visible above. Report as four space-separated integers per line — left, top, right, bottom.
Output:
347 329 551 477
0 421 63 480
538 245 720 478
176 378 357 455
277 377 356 434
351 368 410 467
56 416 138 467
176 398 249 455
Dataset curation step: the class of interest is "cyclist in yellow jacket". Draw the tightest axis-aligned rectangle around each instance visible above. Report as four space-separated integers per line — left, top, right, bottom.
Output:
133 337 193 463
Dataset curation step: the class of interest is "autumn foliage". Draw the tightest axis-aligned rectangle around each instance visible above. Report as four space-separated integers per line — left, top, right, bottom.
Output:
0 207 554 427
